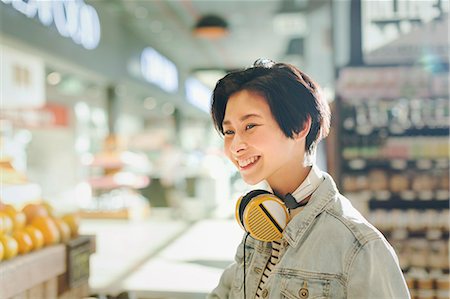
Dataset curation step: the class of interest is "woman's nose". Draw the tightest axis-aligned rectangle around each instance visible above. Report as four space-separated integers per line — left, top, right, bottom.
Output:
230 134 247 154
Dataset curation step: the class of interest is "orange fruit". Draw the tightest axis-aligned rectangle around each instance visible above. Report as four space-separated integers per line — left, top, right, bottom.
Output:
0 234 18 260
62 213 80 238
24 225 44 250
0 241 4 261
12 230 33 254
30 216 60 246
0 212 13 234
0 215 3 235
2 204 26 230
53 218 71 243
22 203 48 224
42 201 54 217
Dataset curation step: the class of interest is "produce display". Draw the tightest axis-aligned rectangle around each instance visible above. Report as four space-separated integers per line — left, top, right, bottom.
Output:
0 201 80 262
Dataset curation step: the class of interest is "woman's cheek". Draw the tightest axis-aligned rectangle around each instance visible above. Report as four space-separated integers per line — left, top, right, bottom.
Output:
223 139 233 162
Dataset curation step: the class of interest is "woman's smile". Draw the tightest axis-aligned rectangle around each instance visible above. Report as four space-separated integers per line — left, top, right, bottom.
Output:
236 155 261 170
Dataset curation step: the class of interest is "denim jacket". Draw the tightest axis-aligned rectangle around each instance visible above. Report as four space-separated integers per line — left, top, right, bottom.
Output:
208 172 410 299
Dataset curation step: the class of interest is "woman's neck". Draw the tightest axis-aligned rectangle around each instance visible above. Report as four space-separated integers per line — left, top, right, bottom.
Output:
269 165 312 197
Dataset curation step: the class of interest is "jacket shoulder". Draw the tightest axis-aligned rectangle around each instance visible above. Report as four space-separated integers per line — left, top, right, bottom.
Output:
323 194 384 245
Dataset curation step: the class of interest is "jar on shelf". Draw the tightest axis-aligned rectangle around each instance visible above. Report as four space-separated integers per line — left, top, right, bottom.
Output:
389 173 410 193
368 169 389 191
409 239 429 268
436 274 450 292
416 289 435 299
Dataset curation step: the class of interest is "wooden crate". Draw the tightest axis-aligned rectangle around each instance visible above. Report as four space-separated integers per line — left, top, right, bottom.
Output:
0 236 96 299
0 245 66 299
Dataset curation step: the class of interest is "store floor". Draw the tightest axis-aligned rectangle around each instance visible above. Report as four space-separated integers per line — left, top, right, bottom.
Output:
80 208 243 299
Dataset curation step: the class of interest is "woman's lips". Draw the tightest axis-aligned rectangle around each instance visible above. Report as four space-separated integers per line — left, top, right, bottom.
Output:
238 156 261 170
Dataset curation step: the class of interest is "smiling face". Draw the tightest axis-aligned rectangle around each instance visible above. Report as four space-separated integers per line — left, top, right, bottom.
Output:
222 90 308 194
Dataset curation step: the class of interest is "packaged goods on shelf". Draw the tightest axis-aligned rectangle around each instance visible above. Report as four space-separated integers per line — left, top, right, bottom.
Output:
336 65 449 296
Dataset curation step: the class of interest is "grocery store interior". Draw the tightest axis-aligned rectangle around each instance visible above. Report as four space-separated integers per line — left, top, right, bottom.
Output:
0 0 449 298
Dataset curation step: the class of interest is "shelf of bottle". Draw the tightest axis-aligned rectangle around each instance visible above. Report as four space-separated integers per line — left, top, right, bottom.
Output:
345 189 449 203
341 157 449 171
341 126 450 137
382 229 450 241
368 196 449 210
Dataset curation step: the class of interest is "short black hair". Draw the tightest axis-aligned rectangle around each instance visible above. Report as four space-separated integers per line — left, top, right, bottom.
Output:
210 59 331 155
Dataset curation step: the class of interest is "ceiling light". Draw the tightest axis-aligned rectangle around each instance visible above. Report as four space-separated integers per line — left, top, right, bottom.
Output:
144 97 157 110
193 14 229 39
47 72 61 85
162 103 175 115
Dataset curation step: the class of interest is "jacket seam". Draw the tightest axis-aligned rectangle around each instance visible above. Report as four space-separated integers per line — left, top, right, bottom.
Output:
325 207 380 244
343 241 362 297
344 238 384 297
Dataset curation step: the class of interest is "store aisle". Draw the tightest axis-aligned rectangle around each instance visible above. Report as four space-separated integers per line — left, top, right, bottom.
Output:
79 214 191 295
119 218 243 299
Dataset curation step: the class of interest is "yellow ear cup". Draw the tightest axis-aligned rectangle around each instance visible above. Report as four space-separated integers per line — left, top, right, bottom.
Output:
235 195 245 231
242 194 289 242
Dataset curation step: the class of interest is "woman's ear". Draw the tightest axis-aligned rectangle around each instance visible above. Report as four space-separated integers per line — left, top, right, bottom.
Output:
294 116 311 140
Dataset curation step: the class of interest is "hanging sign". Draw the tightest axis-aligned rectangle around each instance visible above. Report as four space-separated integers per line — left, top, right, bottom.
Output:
185 77 212 113
1 44 46 109
140 47 178 93
1 0 101 50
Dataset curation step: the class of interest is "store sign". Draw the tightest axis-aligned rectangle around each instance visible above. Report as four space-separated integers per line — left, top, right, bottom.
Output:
1 0 101 50
140 47 178 93
0 44 46 109
0 103 70 128
185 78 212 113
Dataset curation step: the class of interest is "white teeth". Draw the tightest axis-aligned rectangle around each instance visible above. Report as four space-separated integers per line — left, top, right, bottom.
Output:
238 156 259 167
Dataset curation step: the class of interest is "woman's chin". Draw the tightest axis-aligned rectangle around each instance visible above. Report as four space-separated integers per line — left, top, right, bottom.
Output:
241 175 263 186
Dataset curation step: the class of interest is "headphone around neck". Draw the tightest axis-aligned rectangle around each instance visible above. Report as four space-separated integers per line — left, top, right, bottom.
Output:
235 166 324 242
236 190 289 242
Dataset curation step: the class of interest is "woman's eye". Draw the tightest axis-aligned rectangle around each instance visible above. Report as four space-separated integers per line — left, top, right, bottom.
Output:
224 130 234 135
245 124 256 130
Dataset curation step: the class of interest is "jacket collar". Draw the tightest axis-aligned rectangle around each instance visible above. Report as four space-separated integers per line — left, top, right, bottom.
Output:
282 172 337 247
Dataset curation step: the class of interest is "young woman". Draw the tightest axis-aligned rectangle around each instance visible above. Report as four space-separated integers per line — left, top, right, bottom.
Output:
208 60 410 298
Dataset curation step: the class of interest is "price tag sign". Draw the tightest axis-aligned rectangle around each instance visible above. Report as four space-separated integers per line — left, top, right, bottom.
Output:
0 45 46 109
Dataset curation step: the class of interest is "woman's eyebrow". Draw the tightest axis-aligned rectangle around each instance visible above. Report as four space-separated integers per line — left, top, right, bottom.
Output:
222 113 262 126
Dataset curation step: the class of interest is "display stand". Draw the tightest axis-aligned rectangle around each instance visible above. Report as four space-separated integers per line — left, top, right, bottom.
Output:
0 235 95 299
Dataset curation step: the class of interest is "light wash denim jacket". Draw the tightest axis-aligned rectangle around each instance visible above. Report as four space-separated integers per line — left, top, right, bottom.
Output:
208 172 410 299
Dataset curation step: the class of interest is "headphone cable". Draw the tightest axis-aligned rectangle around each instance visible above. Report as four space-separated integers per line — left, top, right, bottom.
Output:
243 232 250 299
